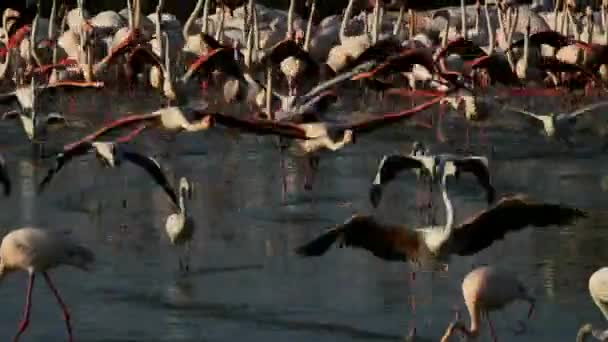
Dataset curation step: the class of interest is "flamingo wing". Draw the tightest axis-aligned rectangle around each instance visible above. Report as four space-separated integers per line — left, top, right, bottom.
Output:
436 38 486 62
121 150 179 208
445 195 587 256
295 214 419 262
38 143 93 193
211 112 309 139
369 155 426 207
453 157 495 204
341 95 443 134
0 92 17 105
297 61 377 106
182 48 244 83
564 100 608 119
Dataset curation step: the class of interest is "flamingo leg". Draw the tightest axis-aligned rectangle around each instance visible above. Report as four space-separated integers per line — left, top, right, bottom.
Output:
13 272 35 342
486 311 498 342
43 272 73 342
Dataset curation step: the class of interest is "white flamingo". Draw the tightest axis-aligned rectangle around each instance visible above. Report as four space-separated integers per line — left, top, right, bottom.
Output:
165 177 194 272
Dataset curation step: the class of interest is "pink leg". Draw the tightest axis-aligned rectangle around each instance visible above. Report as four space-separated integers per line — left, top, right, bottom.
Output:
43 272 73 342
487 312 498 342
13 272 35 342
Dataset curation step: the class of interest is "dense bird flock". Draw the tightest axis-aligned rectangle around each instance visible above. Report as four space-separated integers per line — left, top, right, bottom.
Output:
1 0 608 340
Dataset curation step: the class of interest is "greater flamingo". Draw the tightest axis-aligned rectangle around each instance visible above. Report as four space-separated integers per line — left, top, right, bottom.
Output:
440 265 535 342
165 177 194 272
0 227 95 342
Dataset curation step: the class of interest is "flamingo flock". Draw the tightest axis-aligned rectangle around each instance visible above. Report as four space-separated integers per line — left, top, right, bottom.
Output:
1 0 608 340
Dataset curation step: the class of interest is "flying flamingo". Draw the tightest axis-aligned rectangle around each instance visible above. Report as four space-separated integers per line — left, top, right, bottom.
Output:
503 100 608 146
296 174 585 273
369 146 495 208
0 227 95 342
440 266 535 342
38 141 180 209
165 177 194 272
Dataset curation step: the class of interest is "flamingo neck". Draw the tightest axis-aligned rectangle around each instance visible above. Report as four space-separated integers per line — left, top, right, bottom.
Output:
484 3 494 54
287 0 295 39
202 0 211 34
441 173 454 232
339 0 355 43
460 0 467 39
304 0 316 52
179 188 187 212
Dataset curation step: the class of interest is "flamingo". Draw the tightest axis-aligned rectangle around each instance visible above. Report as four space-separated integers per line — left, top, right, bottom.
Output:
369 145 495 208
440 266 535 342
0 227 95 342
503 100 608 145
296 166 586 272
38 141 180 209
165 177 194 272
61 104 214 153
577 267 608 341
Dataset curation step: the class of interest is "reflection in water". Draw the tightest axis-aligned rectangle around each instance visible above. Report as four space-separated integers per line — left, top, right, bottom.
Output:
18 159 36 224
542 259 556 300
163 279 196 341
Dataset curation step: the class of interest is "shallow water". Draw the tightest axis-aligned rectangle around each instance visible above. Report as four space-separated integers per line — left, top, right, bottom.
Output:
0 91 607 341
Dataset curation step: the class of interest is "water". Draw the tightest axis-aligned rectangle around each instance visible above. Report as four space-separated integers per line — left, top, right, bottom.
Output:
0 91 607 341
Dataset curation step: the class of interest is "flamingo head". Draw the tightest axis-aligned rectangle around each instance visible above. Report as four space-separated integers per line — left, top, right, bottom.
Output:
294 30 305 44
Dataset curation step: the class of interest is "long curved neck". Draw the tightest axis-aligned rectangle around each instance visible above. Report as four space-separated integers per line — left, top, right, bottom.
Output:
304 0 316 51
184 0 204 39
484 3 494 54
460 0 467 39
179 187 187 212
440 174 454 232
286 0 295 39
339 0 355 43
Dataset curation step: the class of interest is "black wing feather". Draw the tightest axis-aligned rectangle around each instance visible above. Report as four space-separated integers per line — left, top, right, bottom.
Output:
453 158 495 204
448 196 587 256
121 151 179 208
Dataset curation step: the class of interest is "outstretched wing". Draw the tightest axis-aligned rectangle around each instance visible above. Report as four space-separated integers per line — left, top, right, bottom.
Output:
121 150 179 208
445 195 587 256
62 113 159 151
295 214 419 262
564 100 608 119
38 143 93 193
453 157 495 204
296 61 377 106
182 48 244 83
503 106 547 130
370 155 426 207
211 112 309 139
343 95 443 134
